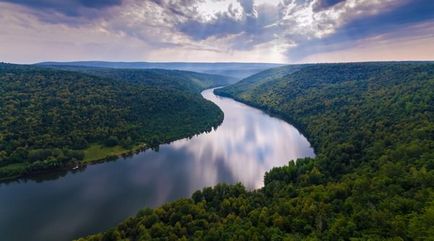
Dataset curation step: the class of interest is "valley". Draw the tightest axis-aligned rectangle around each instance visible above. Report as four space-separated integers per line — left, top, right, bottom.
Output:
80 62 434 241
0 86 314 241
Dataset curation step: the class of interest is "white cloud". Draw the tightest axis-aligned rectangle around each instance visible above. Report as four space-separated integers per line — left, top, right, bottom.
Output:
301 21 434 63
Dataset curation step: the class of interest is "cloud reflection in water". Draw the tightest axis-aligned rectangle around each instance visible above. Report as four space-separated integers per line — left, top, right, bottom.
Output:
170 89 314 189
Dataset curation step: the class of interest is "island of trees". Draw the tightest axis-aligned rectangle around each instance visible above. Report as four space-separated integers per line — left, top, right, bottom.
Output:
0 64 231 180
79 62 434 241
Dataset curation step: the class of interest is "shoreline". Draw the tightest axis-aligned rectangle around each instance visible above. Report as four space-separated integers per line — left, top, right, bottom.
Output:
0 89 224 183
0 122 222 183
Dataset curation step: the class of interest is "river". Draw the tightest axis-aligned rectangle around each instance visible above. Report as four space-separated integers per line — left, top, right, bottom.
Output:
0 88 314 241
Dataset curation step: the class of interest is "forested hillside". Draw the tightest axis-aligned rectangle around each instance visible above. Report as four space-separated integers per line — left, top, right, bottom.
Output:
41 65 235 92
0 64 225 180
81 62 434 240
217 64 304 97
37 61 284 80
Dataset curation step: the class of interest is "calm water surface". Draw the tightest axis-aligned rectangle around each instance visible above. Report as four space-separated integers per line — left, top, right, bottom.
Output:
0 89 314 241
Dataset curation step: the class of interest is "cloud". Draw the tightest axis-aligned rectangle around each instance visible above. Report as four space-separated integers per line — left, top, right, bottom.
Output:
287 0 434 61
301 21 434 63
0 2 150 63
177 1 282 50
166 0 413 54
0 0 433 63
0 0 122 17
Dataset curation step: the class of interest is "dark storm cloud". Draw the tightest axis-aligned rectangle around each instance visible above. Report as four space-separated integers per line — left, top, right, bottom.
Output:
0 0 122 17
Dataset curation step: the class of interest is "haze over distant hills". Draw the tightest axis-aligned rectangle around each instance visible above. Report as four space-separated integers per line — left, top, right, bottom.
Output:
36 61 284 80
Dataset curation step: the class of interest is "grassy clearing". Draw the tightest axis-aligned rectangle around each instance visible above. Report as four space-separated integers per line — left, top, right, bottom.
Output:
0 144 145 181
82 144 132 163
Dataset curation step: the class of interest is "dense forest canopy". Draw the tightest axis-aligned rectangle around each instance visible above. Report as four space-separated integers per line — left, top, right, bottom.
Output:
41 65 235 92
217 64 305 96
80 62 434 240
0 64 227 180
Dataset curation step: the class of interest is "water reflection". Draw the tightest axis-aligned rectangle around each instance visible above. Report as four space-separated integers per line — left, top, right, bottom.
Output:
173 89 314 189
0 89 314 241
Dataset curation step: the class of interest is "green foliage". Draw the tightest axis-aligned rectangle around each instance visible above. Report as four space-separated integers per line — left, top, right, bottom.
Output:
80 62 434 240
0 64 225 180
217 64 304 97
43 65 232 92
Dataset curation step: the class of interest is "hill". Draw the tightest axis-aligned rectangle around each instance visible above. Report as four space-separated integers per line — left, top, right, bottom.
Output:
216 64 306 98
80 62 434 240
38 65 235 92
0 64 225 180
36 61 284 80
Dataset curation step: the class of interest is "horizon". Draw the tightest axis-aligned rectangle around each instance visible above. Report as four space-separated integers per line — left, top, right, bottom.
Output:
1 0 433 64
4 59 434 66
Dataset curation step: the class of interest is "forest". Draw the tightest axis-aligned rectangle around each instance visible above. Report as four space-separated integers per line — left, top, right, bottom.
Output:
37 61 282 80
79 62 434 240
0 64 229 180
41 65 235 92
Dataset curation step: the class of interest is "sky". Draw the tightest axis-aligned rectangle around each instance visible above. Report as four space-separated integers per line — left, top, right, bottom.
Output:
0 0 433 64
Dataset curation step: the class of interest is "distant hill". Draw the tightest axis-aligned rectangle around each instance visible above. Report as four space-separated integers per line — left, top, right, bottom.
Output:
36 61 284 80
37 65 235 92
216 64 306 97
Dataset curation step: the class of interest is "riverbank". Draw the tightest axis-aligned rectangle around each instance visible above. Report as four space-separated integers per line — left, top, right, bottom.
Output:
0 96 224 183
0 143 146 183
0 121 223 183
